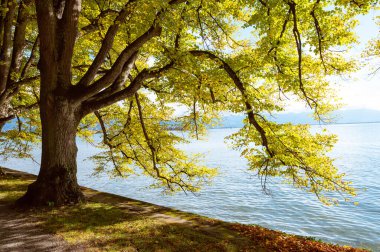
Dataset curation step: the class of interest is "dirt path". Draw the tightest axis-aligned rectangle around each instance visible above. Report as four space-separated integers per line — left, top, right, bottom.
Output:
0 168 75 251
0 202 79 252
0 197 83 252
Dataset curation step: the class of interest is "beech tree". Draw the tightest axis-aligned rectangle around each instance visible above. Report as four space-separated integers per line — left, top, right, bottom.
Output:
15 0 376 206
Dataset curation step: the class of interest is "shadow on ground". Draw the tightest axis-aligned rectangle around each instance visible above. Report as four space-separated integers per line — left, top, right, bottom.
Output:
0 202 83 252
41 190 255 251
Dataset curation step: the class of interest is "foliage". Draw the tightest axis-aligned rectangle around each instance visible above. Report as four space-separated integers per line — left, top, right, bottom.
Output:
0 172 34 202
0 106 41 162
90 97 216 193
231 224 370 252
74 0 375 203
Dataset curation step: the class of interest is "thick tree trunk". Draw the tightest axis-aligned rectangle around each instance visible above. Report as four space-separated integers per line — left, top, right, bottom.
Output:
17 97 84 207
14 0 85 207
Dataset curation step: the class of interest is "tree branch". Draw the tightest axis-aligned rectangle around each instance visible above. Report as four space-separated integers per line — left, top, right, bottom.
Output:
7 0 33 86
56 0 82 87
94 110 123 176
0 102 39 126
74 26 161 103
74 0 187 104
85 51 139 103
310 0 326 72
77 0 186 91
77 1 137 87
79 9 119 37
81 61 174 115
0 0 17 93
20 36 39 79
288 1 318 111
189 50 274 156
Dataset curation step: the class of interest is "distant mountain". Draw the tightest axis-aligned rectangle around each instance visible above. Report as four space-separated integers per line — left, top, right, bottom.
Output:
217 109 380 128
2 109 380 131
332 109 380 124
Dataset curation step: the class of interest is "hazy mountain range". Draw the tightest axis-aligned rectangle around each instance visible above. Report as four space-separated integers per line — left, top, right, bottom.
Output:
3 109 380 131
218 109 380 128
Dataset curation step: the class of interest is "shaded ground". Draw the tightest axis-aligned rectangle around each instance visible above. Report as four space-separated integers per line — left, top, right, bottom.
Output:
0 167 370 252
0 169 80 252
0 203 80 252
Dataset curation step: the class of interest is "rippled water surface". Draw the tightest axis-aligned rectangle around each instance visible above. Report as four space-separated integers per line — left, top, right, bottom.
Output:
2 123 380 250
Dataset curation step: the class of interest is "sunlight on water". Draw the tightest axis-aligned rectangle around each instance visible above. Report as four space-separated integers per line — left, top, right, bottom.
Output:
2 123 380 250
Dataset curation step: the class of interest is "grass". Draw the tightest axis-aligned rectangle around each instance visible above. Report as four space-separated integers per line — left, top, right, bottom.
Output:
41 203 242 251
0 176 32 202
0 168 371 252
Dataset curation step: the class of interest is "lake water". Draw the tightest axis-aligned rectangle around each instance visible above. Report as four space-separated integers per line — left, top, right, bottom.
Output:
2 123 380 251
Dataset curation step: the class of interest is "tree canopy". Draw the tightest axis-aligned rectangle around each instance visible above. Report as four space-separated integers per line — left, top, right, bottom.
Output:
1 0 378 206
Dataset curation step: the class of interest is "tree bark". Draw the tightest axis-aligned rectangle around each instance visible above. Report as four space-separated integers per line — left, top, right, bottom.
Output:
16 96 84 207
15 0 84 207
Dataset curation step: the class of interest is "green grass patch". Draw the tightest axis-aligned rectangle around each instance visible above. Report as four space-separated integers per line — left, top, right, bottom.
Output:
0 176 32 202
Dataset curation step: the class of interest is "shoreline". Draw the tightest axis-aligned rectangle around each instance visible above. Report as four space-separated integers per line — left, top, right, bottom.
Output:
0 167 371 252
